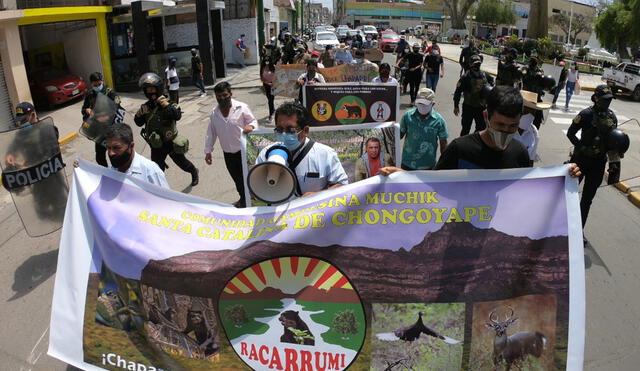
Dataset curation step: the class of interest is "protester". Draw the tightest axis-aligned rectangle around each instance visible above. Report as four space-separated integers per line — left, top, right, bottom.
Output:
355 137 394 181
399 88 448 170
371 63 399 85
81 72 121 166
425 39 441 55
134 72 199 186
255 101 348 198
320 45 336 68
310 51 324 68
459 39 479 75
394 35 409 61
164 56 180 104
567 85 618 228
396 43 424 105
205 82 258 208
423 49 444 92
454 54 495 136
235 34 247 67
191 48 206 97
296 59 326 103
260 55 276 122
515 90 551 165
335 43 353 65
565 63 579 111
552 61 568 109
353 49 378 71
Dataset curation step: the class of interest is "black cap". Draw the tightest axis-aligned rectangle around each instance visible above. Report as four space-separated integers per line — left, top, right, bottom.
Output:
15 102 35 122
508 48 518 55
594 84 614 99
89 72 103 82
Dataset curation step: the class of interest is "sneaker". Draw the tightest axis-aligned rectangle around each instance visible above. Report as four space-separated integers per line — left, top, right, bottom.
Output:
200 92 207 97
190 168 199 187
268 115 274 122
232 199 246 208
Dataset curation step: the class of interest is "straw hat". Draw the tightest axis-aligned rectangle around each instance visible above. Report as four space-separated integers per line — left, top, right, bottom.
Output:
338 43 347 50
521 90 551 110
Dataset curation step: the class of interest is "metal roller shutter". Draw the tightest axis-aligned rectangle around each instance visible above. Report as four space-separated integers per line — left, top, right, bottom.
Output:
0 55 15 132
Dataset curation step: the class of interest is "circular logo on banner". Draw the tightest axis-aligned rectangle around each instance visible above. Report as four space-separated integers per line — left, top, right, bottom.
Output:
311 100 333 122
369 101 391 122
335 96 367 125
218 257 366 370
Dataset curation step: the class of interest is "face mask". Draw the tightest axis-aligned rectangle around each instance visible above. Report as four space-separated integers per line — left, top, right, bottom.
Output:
380 72 390 79
217 97 232 108
487 125 515 150
109 148 132 169
356 58 362 63
595 98 612 111
277 133 301 151
191 52 197 56
519 113 535 129
19 122 32 129
471 64 481 71
92 84 103 92
144 91 158 101
416 102 433 115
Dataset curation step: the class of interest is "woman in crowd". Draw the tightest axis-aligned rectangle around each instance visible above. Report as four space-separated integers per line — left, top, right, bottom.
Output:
260 55 276 122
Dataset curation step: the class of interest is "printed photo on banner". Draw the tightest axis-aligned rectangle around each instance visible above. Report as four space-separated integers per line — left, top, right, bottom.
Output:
49 162 585 371
303 83 400 126
243 122 401 205
273 64 380 99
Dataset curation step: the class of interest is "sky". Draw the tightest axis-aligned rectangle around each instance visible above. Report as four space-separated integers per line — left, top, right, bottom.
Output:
311 0 333 11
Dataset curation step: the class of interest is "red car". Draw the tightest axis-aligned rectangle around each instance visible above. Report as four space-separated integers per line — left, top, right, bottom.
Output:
29 69 87 109
379 32 400 52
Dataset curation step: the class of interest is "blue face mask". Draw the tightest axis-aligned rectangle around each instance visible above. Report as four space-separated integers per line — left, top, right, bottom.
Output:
20 122 32 129
277 133 301 151
93 84 103 92
356 58 362 63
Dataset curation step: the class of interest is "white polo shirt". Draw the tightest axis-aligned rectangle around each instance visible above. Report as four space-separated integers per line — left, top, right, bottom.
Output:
110 152 170 189
256 138 348 195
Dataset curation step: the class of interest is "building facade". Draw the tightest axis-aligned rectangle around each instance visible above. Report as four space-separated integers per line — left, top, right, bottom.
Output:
547 0 595 46
340 0 444 31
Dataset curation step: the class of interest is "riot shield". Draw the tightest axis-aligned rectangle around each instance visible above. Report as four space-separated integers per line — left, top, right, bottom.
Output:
79 93 125 143
0 117 69 237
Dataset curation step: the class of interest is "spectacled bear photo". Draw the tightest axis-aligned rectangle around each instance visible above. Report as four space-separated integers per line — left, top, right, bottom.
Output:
279 310 315 346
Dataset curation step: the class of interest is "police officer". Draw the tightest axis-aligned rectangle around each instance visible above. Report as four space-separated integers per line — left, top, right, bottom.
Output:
567 85 620 228
459 39 479 75
520 53 549 129
453 54 495 136
496 48 521 87
261 36 282 65
82 72 121 167
281 32 297 65
133 73 199 186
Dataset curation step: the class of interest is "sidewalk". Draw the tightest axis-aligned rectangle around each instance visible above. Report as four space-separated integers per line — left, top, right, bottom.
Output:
412 37 602 91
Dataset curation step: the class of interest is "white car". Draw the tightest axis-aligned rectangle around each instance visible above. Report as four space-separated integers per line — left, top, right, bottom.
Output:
314 31 339 51
325 25 336 33
361 25 378 39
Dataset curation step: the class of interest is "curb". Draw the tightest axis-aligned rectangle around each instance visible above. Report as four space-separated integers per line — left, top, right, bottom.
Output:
59 132 78 146
629 192 640 208
614 181 631 193
441 54 597 91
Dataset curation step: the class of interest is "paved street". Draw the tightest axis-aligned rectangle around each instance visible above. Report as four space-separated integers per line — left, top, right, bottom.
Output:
0 51 639 370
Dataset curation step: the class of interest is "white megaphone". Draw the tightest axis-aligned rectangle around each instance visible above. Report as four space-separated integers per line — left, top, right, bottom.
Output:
248 145 297 204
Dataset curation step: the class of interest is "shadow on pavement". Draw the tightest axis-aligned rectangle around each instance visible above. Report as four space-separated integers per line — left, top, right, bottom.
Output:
8 249 59 301
584 239 612 276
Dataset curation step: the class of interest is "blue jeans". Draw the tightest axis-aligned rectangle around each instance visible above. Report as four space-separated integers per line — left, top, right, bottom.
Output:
552 81 565 104
192 73 205 94
426 74 440 92
565 81 576 108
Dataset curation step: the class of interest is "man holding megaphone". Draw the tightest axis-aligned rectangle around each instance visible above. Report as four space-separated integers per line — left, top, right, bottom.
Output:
251 102 348 203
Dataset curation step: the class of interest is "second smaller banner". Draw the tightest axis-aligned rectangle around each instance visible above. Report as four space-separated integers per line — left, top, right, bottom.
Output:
304 83 400 126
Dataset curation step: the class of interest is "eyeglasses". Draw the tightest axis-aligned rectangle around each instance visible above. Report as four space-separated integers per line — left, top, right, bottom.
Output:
273 127 302 134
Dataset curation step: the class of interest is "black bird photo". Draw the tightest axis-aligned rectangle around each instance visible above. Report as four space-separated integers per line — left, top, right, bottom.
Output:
376 311 460 344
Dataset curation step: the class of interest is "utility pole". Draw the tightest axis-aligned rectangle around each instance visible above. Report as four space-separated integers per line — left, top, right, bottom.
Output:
568 2 574 44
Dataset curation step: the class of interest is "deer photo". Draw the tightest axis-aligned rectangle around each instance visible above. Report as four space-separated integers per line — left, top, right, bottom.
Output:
485 307 547 371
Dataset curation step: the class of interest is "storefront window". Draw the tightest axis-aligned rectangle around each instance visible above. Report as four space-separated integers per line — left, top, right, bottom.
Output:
149 50 193 81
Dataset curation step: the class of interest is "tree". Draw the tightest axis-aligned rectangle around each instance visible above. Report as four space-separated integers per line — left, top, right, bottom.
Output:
332 310 358 339
442 0 478 30
527 0 549 39
475 0 517 34
594 0 634 58
224 304 249 327
549 13 592 45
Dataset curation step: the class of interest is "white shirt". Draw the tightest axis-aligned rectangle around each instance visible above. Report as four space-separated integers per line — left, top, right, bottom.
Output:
371 76 399 85
513 113 539 161
110 152 170 188
256 138 348 195
567 70 579 82
165 67 179 91
205 99 258 154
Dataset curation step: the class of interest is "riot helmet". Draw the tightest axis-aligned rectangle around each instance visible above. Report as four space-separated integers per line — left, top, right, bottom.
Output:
138 73 163 101
606 129 630 157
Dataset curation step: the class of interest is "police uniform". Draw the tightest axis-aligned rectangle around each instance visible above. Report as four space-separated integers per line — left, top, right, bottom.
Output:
82 85 121 167
520 60 546 129
496 53 521 87
459 45 480 73
567 85 617 227
256 138 348 196
454 56 494 136
133 96 198 178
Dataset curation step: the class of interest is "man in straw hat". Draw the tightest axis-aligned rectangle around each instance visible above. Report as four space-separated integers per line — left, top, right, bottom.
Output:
515 90 552 166
335 43 353 65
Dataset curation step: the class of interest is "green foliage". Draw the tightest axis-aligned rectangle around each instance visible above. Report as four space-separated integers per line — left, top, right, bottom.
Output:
300 301 366 351
332 310 359 338
578 47 589 57
536 36 562 59
595 0 635 57
475 0 517 26
224 304 250 326
523 38 539 56
506 34 523 53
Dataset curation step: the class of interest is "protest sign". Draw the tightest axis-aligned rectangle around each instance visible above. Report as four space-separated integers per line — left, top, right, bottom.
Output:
273 64 380 99
49 161 585 371
303 83 400 125
243 122 401 205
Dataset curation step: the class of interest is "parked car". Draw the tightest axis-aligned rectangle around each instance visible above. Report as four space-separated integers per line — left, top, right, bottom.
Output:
325 25 335 32
29 69 87 109
379 32 401 52
313 31 340 51
361 25 378 39
336 26 350 41
603 62 640 101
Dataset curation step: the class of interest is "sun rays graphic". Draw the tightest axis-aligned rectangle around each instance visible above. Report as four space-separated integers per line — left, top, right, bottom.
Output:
223 257 354 295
